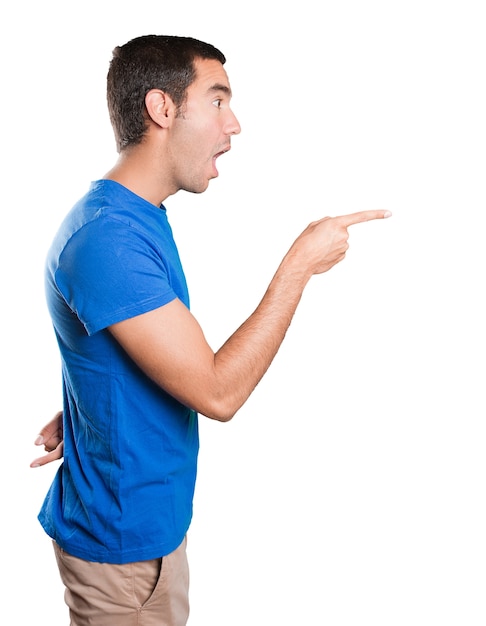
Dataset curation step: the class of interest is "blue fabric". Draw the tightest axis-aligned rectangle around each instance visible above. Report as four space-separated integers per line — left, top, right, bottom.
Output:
38 180 199 564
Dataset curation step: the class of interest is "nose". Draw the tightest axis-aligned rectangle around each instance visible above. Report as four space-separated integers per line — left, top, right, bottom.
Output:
226 109 241 136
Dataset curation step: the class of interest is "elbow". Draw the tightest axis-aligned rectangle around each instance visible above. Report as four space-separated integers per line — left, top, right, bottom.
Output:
197 396 241 423
181 376 247 422
207 412 236 423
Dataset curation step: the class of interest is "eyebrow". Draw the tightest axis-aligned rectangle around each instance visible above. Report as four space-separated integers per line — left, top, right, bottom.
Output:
207 83 232 97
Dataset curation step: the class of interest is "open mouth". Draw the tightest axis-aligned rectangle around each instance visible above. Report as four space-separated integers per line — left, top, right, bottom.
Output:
212 146 231 176
215 145 230 159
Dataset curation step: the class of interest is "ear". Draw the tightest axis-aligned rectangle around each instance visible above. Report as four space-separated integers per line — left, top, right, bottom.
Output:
145 89 176 129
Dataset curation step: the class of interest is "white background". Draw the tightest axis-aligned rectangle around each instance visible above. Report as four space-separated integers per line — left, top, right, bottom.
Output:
1 1 485 624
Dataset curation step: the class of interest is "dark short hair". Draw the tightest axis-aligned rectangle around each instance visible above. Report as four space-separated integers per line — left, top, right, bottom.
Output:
107 35 226 152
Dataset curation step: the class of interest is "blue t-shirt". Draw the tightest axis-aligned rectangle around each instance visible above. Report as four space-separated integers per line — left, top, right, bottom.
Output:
38 180 199 564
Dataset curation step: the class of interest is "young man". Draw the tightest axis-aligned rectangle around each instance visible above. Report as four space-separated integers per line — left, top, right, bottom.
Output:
31 35 391 625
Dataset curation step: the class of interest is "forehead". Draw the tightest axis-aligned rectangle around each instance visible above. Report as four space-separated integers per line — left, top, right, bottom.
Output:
189 58 232 97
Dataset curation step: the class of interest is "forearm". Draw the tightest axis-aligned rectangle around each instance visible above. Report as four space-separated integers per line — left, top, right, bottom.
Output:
210 253 311 419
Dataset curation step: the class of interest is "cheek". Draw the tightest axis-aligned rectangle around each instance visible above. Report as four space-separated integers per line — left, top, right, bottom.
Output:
175 120 216 168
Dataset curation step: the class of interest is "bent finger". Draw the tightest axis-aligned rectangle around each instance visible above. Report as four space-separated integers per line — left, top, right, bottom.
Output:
34 411 63 447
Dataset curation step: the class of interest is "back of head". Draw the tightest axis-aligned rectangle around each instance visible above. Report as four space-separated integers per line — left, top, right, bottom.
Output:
107 34 226 152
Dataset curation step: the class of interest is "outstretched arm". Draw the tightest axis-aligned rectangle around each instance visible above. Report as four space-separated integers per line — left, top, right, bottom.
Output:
30 210 390 467
110 210 391 421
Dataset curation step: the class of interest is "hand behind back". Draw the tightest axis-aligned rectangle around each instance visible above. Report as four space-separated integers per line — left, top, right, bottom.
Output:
30 411 64 467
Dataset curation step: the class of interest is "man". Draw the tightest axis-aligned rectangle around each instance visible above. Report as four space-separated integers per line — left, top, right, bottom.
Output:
31 34 391 625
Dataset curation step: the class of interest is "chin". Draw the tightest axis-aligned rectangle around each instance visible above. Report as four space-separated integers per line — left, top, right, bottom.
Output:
186 182 210 195
183 172 214 195
198 178 212 193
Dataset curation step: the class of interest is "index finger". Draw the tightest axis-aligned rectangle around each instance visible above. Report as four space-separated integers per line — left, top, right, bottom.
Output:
338 210 392 227
30 441 64 468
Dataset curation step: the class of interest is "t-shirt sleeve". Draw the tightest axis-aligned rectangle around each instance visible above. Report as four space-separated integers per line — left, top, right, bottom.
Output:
55 217 178 335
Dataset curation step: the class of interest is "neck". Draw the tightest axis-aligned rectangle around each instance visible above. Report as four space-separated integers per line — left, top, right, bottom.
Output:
103 147 176 207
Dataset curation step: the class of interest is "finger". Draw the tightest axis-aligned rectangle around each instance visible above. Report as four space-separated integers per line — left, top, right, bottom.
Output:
34 410 63 446
44 437 62 453
34 433 62 450
30 451 58 468
30 442 64 468
338 210 392 227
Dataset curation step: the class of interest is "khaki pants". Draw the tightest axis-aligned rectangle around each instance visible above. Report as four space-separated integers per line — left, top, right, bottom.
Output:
53 537 189 626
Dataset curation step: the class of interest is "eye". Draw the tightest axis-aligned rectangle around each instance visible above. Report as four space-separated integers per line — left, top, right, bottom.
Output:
212 98 222 109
